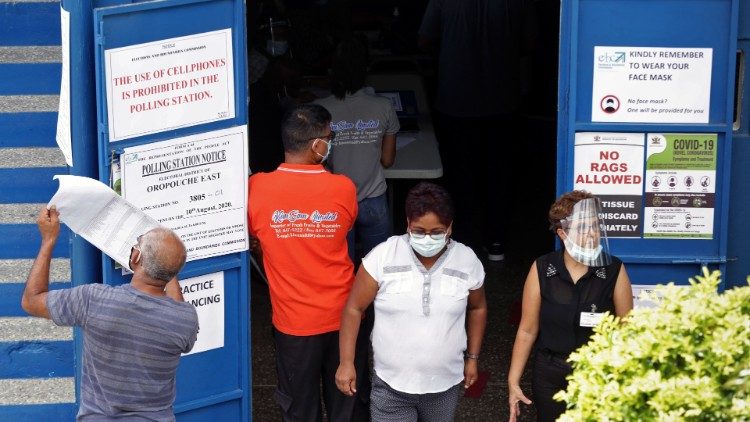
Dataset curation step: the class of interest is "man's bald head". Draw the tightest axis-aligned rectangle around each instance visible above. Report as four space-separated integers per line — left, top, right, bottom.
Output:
138 227 187 284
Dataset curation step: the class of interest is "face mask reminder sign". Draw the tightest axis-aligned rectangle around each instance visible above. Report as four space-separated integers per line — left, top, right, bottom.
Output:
591 46 712 123
104 29 235 142
181 271 224 355
573 132 644 238
121 126 249 260
644 133 717 239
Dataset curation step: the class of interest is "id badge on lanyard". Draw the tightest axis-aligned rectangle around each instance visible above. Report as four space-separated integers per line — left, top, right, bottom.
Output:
580 304 605 327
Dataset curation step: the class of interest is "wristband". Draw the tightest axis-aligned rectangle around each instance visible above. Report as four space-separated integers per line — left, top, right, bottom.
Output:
464 352 479 360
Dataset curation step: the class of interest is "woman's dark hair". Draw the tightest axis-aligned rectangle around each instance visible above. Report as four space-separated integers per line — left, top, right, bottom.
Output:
405 182 454 226
281 104 332 153
548 190 595 231
330 36 369 100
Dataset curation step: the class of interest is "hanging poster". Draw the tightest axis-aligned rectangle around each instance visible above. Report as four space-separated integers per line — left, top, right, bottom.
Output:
121 126 248 260
573 132 645 238
643 133 717 239
104 29 235 142
591 46 712 123
181 271 224 355
55 7 73 166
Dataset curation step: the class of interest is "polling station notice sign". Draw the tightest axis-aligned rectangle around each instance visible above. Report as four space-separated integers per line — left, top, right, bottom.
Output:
104 29 235 142
644 133 717 239
121 126 248 260
573 132 645 238
181 271 224 355
591 46 712 124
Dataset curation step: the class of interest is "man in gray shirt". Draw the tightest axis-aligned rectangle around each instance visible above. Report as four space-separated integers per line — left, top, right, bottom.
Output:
22 206 199 421
315 37 400 261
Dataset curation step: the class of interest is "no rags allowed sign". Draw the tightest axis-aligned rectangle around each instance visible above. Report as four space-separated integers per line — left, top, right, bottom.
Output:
574 132 645 238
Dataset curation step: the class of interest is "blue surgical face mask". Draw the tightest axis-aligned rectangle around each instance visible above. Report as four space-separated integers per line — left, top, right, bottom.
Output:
314 139 332 163
409 232 447 257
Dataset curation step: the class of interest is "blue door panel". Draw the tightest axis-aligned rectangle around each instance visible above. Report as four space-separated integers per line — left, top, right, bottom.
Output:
90 0 249 420
559 0 739 288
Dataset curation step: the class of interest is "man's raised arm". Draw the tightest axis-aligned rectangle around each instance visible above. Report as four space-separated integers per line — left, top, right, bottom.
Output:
21 206 60 319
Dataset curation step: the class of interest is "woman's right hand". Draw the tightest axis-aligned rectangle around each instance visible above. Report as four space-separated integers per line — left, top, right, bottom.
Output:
508 385 532 422
335 362 357 396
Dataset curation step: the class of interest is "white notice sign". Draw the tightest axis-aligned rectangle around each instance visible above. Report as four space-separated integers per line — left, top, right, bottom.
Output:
121 126 249 261
181 272 224 355
592 46 712 123
573 132 645 238
55 7 72 166
105 29 235 142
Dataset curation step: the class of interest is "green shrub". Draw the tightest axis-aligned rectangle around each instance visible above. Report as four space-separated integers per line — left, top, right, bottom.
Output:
556 268 750 421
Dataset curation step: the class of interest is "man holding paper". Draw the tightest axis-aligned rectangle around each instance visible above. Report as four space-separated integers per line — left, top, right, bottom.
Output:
22 205 199 421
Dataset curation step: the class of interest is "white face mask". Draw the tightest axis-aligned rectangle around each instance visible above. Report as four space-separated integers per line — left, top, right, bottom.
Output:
564 239 603 266
314 138 332 163
409 232 447 257
266 40 289 57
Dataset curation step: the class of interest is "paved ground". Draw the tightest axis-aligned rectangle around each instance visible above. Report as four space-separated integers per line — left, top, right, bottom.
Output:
250 190 555 421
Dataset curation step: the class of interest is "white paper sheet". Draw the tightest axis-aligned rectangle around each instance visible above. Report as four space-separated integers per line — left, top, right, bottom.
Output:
104 29 235 142
55 7 73 166
396 134 417 150
180 271 224 355
48 175 160 270
121 126 249 261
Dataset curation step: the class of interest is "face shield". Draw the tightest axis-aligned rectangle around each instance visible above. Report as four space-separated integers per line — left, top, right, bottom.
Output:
559 197 611 267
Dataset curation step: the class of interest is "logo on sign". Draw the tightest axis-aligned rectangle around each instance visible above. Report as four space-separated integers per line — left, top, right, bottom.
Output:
597 51 626 69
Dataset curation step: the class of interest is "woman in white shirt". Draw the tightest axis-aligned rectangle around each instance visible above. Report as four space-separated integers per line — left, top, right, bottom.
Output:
336 182 487 421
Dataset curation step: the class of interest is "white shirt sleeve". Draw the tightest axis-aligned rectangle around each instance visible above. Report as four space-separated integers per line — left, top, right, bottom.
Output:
362 239 388 284
468 253 486 290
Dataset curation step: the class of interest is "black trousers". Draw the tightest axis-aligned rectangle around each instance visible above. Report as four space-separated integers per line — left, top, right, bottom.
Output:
273 328 369 422
532 350 572 422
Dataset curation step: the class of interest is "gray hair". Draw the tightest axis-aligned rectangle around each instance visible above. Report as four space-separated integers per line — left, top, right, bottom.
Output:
139 227 187 283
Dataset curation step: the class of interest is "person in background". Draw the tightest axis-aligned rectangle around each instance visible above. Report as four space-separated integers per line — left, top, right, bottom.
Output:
315 36 399 263
22 206 198 421
336 182 487 421
314 39 400 418
507 190 634 421
248 104 362 421
419 0 526 260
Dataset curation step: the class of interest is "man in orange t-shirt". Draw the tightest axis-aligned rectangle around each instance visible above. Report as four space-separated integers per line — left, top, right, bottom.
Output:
248 104 361 422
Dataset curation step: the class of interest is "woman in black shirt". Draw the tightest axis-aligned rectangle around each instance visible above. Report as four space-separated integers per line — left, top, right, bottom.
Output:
507 191 633 422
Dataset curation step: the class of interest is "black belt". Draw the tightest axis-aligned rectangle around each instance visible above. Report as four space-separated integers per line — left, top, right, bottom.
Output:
538 348 572 366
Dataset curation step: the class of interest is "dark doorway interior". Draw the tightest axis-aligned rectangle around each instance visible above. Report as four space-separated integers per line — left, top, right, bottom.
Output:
247 1 561 419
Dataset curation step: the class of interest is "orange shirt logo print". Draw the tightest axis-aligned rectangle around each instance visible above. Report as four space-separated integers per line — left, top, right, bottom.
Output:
310 211 338 223
271 210 308 223
271 210 339 224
